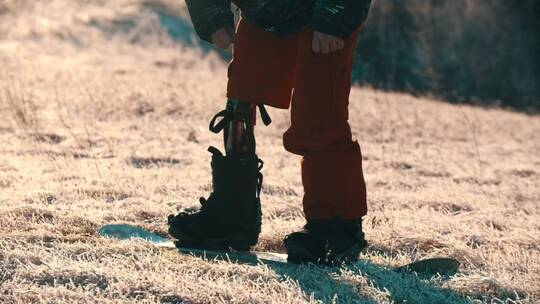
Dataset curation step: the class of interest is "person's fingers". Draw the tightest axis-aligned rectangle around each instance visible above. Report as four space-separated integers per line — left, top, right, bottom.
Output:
329 40 339 53
216 37 228 49
226 28 236 43
221 34 232 48
211 28 232 49
313 31 346 54
320 40 330 54
337 39 345 51
312 36 321 53
211 30 225 47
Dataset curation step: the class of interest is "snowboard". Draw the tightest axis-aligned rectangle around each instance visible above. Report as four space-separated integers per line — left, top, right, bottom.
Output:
98 224 287 264
98 224 460 275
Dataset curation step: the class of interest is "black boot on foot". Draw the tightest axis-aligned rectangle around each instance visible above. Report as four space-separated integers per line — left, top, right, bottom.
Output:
168 147 263 251
284 219 367 266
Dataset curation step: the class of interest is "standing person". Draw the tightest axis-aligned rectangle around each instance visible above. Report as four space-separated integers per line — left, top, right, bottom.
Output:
168 0 372 265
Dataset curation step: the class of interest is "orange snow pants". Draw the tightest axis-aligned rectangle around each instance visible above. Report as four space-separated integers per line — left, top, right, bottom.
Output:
227 19 367 220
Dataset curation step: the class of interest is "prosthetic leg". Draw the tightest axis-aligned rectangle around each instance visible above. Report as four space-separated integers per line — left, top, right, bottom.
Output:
168 100 270 251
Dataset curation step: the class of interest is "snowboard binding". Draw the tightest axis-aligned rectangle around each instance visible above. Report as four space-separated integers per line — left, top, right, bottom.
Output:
168 100 271 251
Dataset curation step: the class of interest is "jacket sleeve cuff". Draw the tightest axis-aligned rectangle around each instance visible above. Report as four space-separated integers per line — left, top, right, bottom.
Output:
311 0 371 39
311 19 354 39
188 3 234 43
201 12 235 42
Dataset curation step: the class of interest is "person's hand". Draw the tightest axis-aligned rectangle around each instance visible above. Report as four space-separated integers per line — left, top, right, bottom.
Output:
211 28 235 49
312 31 345 54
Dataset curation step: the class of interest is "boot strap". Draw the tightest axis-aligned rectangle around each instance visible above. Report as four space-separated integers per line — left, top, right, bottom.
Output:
207 146 224 156
257 104 272 126
209 109 233 134
209 103 272 134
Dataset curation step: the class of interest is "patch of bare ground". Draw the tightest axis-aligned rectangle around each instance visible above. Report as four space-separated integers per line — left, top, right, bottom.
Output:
0 0 538 303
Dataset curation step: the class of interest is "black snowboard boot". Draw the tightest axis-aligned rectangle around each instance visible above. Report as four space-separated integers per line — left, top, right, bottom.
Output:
168 146 263 251
284 219 368 266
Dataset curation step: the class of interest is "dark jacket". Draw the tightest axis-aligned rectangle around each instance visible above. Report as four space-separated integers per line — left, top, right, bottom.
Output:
185 0 371 43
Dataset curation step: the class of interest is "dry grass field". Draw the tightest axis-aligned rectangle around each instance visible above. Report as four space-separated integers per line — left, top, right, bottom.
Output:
1 1 539 303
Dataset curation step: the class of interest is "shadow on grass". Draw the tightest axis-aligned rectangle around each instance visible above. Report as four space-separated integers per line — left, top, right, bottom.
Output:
99 224 469 302
258 260 468 303
171 245 464 302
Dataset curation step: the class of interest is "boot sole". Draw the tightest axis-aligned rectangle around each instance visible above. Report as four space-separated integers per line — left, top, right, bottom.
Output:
286 243 365 266
169 226 258 251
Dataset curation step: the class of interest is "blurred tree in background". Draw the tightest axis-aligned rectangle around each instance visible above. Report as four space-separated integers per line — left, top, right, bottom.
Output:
354 0 540 111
